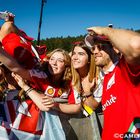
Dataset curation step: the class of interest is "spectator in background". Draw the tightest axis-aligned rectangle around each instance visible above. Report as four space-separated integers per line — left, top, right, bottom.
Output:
0 11 38 69
85 26 140 140
0 11 38 92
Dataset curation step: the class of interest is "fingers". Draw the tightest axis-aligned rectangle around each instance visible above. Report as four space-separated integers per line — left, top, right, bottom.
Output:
90 78 96 91
87 27 96 31
42 96 55 106
87 27 97 32
93 77 98 86
92 78 96 85
11 72 15 77
12 72 21 79
43 104 54 109
11 72 20 82
87 27 97 35
11 72 18 82
87 27 104 35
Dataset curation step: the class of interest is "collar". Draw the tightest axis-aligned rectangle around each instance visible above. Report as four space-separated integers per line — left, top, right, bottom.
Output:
103 61 119 75
99 70 105 80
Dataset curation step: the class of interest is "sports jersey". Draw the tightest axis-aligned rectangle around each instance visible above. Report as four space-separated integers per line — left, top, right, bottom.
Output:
1 33 36 69
102 57 140 140
29 69 81 104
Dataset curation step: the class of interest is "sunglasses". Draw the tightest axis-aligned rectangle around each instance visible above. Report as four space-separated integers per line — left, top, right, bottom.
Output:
92 44 110 51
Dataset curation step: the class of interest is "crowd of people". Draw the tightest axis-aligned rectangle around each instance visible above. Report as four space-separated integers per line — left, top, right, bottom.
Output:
0 11 140 140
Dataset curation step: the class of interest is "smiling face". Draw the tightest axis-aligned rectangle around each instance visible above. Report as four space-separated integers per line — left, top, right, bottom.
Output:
71 46 89 70
48 51 66 76
92 42 113 70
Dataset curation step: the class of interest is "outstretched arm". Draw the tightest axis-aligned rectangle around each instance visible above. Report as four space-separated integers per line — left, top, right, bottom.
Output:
0 47 31 80
57 103 81 114
0 14 19 42
12 72 80 113
87 27 140 64
42 95 81 114
12 73 54 111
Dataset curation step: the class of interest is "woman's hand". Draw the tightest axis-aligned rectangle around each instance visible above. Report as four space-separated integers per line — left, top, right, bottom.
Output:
12 72 27 89
81 75 96 93
42 95 55 109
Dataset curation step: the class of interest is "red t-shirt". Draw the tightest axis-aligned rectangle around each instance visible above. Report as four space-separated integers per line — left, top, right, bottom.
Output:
2 33 36 69
102 57 140 140
29 69 81 104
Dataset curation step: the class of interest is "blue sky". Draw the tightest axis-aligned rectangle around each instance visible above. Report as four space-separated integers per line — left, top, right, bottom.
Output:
0 0 140 40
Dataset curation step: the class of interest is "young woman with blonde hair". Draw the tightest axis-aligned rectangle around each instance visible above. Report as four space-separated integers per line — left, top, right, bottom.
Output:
68 41 103 140
71 41 99 113
0 47 81 139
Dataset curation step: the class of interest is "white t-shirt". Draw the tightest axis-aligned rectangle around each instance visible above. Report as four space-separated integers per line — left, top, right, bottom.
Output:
93 71 104 102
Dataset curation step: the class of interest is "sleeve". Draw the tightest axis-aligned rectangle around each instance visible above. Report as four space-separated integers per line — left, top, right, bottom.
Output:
2 33 36 69
29 69 48 91
119 57 140 85
125 62 140 77
121 57 140 84
93 82 103 103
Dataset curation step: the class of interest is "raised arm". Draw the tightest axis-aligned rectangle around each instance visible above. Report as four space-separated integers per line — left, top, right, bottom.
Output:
57 103 81 114
12 72 80 113
0 15 19 42
0 47 31 80
12 72 54 111
87 27 140 64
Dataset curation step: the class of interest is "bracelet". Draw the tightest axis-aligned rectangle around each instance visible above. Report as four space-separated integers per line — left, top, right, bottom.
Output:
81 92 93 101
25 87 33 95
